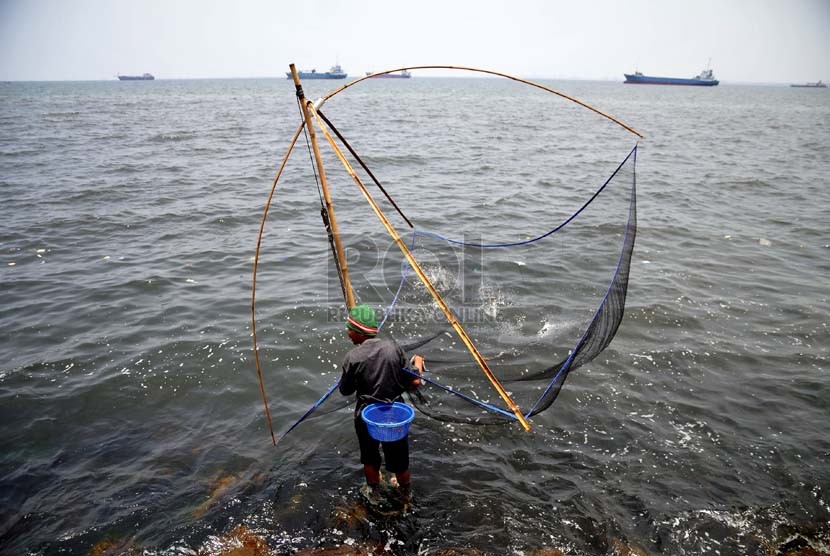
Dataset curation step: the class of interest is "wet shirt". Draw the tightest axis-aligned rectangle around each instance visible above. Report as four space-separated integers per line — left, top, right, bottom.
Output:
339 338 414 416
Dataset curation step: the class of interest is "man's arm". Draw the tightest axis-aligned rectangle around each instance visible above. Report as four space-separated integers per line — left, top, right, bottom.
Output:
339 355 356 396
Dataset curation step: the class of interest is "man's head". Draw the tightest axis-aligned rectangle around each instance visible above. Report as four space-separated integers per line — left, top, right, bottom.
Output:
346 304 378 345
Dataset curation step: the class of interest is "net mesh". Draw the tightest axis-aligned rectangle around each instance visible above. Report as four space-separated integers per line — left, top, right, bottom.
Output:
333 145 639 426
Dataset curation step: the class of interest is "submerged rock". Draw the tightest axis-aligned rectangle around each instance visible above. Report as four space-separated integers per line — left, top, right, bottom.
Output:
776 534 829 556
427 549 492 556
194 473 240 518
609 537 650 555
528 549 571 556
333 500 371 529
294 542 384 555
88 537 141 556
199 525 270 556
429 546 492 556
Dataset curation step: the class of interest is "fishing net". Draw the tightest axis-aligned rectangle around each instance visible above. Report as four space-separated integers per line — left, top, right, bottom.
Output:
254 68 641 441
339 146 638 426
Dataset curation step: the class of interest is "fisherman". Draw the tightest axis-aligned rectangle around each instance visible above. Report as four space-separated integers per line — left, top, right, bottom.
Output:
339 304 424 498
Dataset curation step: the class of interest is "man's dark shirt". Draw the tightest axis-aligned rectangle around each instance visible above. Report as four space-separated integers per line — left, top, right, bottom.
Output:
339 338 413 415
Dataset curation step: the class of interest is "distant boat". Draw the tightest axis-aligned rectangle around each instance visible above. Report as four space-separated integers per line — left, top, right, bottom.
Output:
286 64 347 80
624 67 719 86
365 70 412 79
790 80 827 88
118 73 154 81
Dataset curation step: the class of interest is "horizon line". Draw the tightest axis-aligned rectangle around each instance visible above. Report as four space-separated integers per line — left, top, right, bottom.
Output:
0 75 815 87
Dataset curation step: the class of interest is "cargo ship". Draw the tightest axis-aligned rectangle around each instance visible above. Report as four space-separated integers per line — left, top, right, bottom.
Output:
365 70 412 79
790 80 826 88
286 64 347 80
624 67 719 86
118 73 154 81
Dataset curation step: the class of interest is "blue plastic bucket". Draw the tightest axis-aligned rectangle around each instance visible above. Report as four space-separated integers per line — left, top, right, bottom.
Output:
361 402 415 442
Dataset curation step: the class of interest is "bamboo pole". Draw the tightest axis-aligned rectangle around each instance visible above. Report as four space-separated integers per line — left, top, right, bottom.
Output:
289 64 355 308
252 120 305 445
309 105 532 431
323 65 644 140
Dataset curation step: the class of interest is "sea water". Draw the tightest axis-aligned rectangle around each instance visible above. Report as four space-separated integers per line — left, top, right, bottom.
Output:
1 77 828 554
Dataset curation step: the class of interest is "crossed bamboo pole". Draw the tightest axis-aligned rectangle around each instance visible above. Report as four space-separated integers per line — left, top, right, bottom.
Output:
304 100 533 431
289 64 356 308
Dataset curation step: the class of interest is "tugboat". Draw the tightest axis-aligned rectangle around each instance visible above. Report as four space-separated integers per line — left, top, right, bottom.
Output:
285 64 347 80
790 80 827 88
117 73 154 81
624 66 719 86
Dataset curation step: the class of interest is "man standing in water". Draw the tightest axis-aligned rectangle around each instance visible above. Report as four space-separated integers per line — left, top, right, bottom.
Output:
339 304 424 498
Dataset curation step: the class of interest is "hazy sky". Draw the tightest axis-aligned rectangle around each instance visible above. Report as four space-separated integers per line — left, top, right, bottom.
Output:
1 0 827 83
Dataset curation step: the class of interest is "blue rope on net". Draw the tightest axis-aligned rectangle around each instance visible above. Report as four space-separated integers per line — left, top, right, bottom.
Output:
416 144 637 248
525 144 638 417
277 379 342 443
378 230 417 330
401 367 517 421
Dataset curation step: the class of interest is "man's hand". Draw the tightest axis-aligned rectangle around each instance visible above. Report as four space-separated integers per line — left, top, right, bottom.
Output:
412 355 425 375
409 354 425 389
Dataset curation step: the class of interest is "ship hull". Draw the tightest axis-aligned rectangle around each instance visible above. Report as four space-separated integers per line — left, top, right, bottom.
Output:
285 72 347 80
624 73 718 86
118 75 154 81
365 72 411 79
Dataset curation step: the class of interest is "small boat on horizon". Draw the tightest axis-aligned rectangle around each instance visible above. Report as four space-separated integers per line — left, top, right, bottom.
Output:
624 66 719 86
790 80 826 88
286 64 347 80
118 73 154 81
365 70 412 79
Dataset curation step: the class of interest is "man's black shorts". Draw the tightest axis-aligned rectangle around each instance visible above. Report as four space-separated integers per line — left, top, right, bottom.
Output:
354 417 409 473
